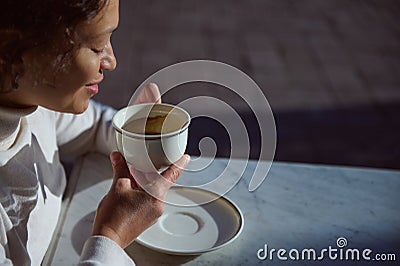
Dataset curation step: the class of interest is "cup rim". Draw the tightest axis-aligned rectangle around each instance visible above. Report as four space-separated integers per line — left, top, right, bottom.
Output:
112 103 191 140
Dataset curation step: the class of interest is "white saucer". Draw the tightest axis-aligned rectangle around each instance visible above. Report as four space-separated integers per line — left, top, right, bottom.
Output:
136 186 244 255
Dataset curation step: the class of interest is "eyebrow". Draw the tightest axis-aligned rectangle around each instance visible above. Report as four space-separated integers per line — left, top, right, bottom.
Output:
88 25 118 40
102 26 118 35
99 26 118 36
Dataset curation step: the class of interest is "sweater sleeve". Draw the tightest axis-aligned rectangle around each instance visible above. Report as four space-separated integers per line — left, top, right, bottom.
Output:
55 100 118 162
79 236 135 266
0 205 13 266
0 247 12 266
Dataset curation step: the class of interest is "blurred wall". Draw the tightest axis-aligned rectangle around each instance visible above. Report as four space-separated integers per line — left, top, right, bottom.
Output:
95 0 400 169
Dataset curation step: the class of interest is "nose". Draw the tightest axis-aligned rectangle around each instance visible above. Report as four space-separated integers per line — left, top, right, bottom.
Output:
100 40 117 71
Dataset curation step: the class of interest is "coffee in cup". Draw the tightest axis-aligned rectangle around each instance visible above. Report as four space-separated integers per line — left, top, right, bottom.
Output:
112 103 190 172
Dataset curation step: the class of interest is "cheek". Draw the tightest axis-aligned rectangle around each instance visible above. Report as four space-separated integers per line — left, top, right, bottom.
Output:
64 51 100 87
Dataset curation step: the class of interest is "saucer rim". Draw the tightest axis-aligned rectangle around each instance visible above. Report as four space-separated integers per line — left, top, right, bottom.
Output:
135 186 244 255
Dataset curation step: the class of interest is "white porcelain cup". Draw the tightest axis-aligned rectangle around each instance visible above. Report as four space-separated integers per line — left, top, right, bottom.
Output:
112 103 190 173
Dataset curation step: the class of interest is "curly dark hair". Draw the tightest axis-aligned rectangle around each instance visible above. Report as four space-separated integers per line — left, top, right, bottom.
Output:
0 0 109 92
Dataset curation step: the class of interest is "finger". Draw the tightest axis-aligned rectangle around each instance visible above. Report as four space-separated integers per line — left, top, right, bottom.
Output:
110 151 131 184
129 166 156 189
134 83 161 104
148 83 161 104
162 154 190 185
128 165 141 189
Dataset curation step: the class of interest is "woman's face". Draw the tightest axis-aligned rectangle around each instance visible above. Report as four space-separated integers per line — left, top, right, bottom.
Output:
6 0 119 113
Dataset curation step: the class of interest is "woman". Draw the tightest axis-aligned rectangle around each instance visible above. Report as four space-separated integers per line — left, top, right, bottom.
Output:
0 0 189 265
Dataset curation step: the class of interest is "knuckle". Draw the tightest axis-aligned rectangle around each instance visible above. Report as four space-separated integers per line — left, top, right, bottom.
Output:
113 182 123 192
152 201 164 218
169 167 181 181
114 179 126 191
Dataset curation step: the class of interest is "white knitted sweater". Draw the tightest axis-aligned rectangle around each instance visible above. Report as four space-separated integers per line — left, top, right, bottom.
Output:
0 100 134 265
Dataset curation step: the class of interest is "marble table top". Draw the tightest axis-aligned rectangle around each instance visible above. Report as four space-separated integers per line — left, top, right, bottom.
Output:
45 153 400 265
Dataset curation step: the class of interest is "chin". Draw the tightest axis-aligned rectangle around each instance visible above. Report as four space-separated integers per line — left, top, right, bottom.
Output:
75 101 90 114
73 108 87 114
66 100 90 114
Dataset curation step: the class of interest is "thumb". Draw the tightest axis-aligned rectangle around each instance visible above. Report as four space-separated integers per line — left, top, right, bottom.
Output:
162 154 190 185
110 151 131 184
134 83 161 104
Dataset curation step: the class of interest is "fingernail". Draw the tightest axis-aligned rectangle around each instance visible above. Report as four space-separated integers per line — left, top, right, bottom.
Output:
184 154 191 164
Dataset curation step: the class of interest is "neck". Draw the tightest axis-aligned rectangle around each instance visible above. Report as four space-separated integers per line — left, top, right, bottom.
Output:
0 89 36 109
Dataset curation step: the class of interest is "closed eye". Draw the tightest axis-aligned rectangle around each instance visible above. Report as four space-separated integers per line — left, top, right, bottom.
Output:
91 48 104 54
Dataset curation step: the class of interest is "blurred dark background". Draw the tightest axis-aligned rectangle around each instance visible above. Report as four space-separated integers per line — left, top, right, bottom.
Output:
95 0 400 170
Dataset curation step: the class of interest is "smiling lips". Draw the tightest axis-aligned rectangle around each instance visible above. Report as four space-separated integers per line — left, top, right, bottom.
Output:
85 76 103 96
